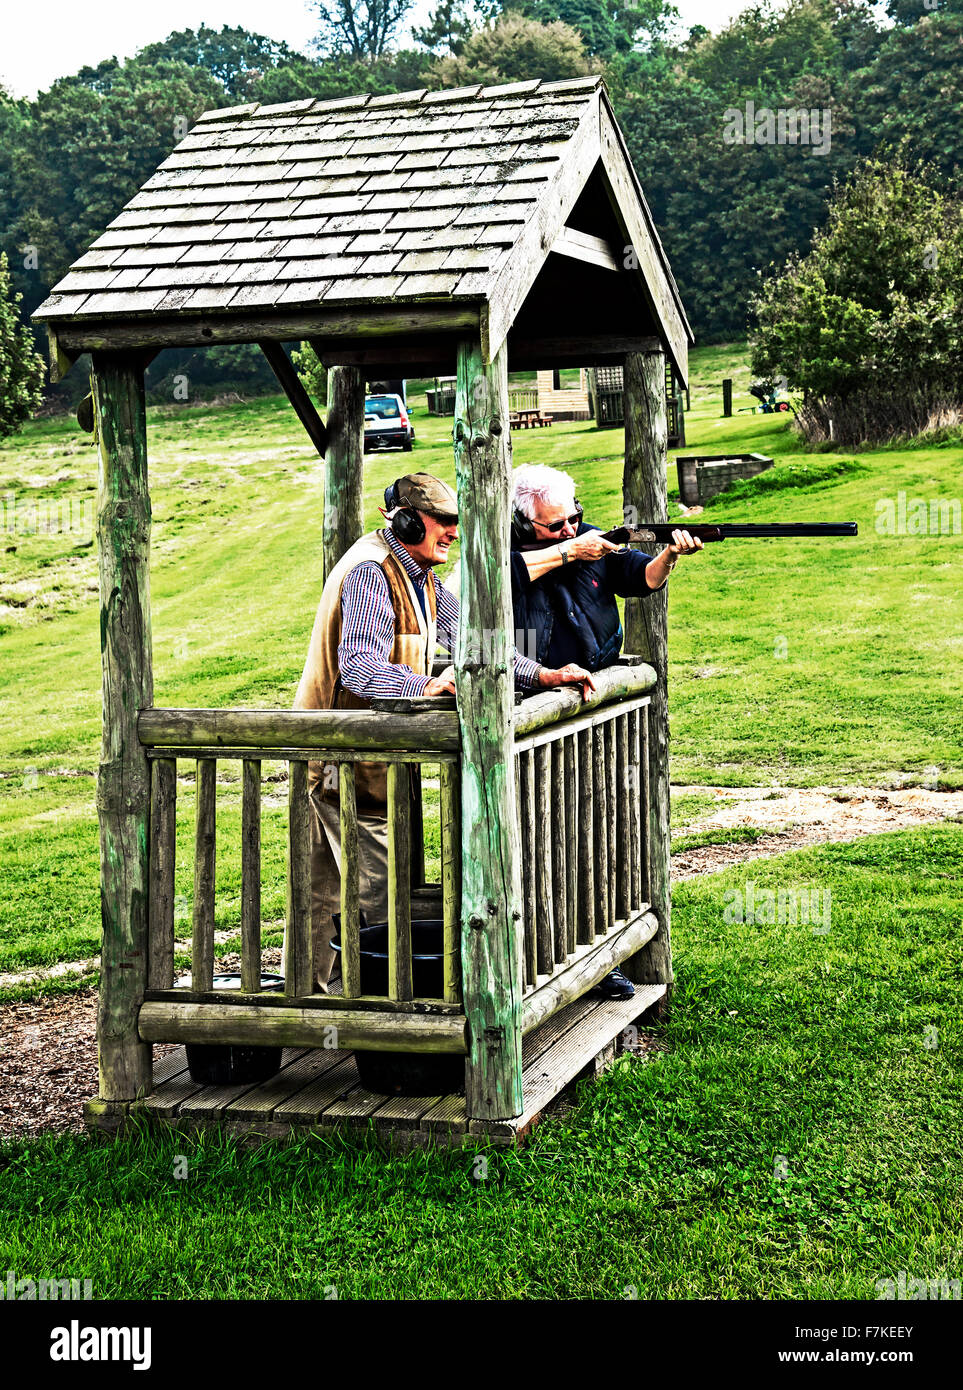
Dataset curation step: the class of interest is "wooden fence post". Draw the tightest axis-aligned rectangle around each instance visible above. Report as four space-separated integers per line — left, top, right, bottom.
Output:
622 348 672 990
90 351 153 1104
454 336 524 1123
323 365 365 581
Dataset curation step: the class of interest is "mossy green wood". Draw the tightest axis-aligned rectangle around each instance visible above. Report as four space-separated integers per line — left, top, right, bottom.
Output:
91 352 153 1100
323 365 365 584
622 348 672 987
453 336 524 1120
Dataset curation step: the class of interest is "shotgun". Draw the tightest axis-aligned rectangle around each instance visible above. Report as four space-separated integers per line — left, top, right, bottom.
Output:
601 522 858 544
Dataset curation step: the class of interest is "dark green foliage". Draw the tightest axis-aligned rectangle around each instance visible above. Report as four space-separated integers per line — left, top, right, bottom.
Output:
749 152 963 443
0 253 45 440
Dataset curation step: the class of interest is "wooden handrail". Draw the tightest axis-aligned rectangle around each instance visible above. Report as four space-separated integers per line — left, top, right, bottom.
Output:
138 707 460 752
513 661 657 738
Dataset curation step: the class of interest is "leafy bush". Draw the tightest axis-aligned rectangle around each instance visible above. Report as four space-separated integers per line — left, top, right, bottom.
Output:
749 151 963 444
0 252 45 440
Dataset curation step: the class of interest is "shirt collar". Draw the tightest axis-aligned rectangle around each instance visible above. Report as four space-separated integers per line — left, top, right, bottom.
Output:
383 524 429 589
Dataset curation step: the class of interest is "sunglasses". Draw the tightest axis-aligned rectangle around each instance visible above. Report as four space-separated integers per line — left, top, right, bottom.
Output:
536 501 583 533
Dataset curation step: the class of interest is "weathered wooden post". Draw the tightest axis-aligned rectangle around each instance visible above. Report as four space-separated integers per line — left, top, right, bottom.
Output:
322 364 365 580
453 336 524 1124
88 352 153 1113
622 348 672 990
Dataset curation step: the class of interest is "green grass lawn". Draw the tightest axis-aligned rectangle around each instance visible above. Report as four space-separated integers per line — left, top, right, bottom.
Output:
1 342 959 977
2 824 959 1299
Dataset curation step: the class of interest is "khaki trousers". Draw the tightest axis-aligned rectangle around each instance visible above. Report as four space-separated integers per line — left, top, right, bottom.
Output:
306 781 389 991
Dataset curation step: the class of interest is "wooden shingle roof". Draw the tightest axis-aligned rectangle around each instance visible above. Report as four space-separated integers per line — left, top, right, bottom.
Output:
34 76 691 379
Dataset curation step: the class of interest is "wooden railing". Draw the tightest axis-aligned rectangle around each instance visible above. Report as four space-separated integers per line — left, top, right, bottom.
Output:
511 660 660 1033
136 707 467 1056
134 664 658 1055
508 386 538 411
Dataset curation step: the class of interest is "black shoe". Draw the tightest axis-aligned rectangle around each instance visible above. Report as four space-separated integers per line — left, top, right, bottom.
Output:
595 967 635 1000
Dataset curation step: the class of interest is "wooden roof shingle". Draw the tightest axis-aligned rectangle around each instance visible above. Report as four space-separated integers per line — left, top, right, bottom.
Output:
34 76 692 379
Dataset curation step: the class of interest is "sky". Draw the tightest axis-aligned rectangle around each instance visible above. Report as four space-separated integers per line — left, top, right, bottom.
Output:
0 0 748 100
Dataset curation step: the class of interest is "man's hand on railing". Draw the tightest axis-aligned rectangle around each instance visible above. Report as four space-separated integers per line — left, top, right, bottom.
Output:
423 665 456 697
536 662 597 703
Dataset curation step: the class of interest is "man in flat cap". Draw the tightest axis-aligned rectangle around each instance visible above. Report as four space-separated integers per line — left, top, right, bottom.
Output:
292 471 593 992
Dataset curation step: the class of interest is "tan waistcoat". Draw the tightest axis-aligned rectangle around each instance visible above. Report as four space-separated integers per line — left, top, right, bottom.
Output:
293 530 438 807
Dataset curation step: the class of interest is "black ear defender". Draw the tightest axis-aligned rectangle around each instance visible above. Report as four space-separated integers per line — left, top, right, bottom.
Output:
511 498 583 546
384 479 426 545
511 506 537 545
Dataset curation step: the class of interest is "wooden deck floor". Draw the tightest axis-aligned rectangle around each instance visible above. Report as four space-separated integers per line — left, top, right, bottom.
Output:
102 984 666 1148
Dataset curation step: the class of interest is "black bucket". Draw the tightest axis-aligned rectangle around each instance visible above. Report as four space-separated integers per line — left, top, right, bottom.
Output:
331 916 465 1097
176 972 285 1086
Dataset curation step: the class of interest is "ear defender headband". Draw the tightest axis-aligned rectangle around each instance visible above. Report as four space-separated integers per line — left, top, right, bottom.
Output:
511 498 583 545
384 480 426 545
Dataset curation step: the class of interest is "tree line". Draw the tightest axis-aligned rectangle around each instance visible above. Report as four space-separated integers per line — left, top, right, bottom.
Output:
0 0 961 431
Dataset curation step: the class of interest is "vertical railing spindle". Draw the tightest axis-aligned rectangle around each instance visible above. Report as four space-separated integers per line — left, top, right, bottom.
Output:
192 758 216 991
534 741 555 975
563 734 577 954
627 707 642 912
521 748 538 985
440 760 462 1003
604 718 618 928
339 762 362 999
387 761 413 1000
148 757 176 991
616 716 631 921
240 758 261 993
551 738 567 964
593 725 608 932
577 727 596 943
284 759 313 997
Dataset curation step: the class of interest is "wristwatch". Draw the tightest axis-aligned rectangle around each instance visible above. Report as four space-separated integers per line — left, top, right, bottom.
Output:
559 545 570 565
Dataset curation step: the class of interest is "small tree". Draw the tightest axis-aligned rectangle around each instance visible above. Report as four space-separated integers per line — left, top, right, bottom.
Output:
749 152 963 444
427 12 598 86
0 253 45 441
311 0 416 59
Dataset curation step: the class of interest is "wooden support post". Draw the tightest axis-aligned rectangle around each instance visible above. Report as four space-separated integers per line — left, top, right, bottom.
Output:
722 378 733 418
322 365 365 584
91 351 153 1100
258 340 328 455
454 335 523 1122
622 349 672 989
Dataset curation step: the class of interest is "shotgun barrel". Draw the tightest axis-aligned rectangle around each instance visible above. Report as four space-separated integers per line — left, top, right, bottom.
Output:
602 522 858 544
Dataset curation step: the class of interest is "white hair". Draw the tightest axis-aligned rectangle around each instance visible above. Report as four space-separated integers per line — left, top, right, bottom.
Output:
512 464 576 520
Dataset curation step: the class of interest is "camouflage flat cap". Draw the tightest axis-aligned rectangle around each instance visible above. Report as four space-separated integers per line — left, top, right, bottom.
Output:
395 473 459 517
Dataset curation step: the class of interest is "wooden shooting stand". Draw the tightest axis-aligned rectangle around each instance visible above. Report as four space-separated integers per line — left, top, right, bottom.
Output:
33 75 693 1148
